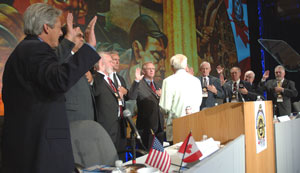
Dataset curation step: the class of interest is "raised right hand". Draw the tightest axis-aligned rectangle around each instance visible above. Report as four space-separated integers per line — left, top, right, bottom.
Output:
262 70 270 80
135 68 144 81
84 16 97 47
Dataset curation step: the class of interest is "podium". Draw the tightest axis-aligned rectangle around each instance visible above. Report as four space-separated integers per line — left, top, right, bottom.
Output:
173 101 275 173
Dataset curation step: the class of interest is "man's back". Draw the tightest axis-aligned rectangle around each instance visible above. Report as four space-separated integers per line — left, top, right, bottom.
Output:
160 69 202 118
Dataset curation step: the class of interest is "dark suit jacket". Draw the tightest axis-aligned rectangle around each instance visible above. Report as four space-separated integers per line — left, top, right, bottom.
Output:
93 72 125 147
223 80 257 102
1 35 99 173
199 76 224 110
128 78 164 132
259 79 298 116
57 39 96 122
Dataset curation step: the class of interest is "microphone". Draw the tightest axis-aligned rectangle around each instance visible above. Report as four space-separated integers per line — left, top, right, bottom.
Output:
238 83 245 102
123 109 141 139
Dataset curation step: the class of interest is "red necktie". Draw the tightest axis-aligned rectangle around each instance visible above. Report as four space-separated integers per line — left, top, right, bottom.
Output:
233 82 237 92
108 77 123 118
150 81 156 93
107 77 117 92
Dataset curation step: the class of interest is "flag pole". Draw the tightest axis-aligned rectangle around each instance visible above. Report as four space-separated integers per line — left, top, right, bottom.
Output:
178 131 192 172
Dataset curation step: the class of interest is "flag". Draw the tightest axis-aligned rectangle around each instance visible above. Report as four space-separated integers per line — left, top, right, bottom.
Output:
145 135 171 173
178 132 202 163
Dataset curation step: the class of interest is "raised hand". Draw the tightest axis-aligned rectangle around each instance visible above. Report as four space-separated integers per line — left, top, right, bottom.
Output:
262 70 270 80
64 13 76 42
85 16 97 47
216 65 224 74
135 68 144 81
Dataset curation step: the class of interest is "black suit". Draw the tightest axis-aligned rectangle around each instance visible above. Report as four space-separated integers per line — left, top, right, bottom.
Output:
1 35 100 173
93 72 127 152
128 78 164 149
199 76 224 110
223 80 257 102
259 79 298 116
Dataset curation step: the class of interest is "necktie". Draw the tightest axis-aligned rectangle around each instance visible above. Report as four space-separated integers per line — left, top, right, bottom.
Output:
233 82 237 92
277 81 281 87
113 73 119 88
203 77 207 87
107 77 117 92
150 81 156 93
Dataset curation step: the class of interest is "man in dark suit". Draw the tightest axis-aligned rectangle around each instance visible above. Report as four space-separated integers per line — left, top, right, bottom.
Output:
223 67 257 102
1 3 100 173
198 61 224 110
259 65 298 116
93 52 127 155
57 26 96 122
128 62 164 149
109 49 128 156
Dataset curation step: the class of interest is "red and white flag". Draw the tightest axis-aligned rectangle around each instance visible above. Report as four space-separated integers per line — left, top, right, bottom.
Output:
145 135 171 173
178 132 202 163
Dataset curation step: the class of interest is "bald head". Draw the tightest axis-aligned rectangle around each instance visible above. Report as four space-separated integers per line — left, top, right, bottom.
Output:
244 70 255 84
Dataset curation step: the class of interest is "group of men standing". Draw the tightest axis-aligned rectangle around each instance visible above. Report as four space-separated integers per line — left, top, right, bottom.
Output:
1 2 299 173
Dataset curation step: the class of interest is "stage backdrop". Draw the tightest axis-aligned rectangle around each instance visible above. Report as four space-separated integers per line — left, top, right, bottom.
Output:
0 0 250 115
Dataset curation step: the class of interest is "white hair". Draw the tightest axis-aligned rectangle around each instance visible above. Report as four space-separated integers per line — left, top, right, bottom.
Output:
170 54 187 70
245 70 255 78
23 3 62 36
200 61 211 69
275 65 285 72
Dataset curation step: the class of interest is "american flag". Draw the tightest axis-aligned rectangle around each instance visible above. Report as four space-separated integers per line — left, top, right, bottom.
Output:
145 136 171 173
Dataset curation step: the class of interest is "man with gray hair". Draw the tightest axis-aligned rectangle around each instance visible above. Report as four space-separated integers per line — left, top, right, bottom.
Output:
93 52 127 160
199 61 224 110
159 54 202 142
1 3 100 173
259 65 298 116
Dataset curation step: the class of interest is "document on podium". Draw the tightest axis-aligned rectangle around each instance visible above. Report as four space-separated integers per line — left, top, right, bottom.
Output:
258 39 300 72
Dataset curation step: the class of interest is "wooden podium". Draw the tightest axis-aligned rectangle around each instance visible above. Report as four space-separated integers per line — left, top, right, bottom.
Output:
173 101 275 173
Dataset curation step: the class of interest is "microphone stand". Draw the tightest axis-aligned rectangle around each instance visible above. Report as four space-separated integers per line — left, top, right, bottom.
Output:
238 91 245 102
130 130 137 164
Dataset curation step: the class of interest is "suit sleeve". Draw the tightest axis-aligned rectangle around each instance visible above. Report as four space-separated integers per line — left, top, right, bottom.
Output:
55 38 75 64
118 75 129 101
127 81 140 100
283 80 298 97
214 78 225 99
29 42 100 93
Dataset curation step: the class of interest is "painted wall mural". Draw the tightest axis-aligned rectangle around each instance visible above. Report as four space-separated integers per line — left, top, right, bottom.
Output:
0 0 250 115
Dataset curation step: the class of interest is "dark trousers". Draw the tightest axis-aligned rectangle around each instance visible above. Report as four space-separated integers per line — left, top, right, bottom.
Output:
139 129 164 150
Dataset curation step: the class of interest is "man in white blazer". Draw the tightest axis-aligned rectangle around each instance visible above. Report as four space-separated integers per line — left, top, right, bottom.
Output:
159 54 202 142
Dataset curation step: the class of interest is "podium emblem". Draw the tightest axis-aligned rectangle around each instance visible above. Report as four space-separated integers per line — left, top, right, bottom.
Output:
256 104 266 148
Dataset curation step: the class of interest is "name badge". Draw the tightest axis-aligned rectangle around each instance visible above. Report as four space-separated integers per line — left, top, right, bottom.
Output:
277 94 283 102
202 88 208 97
231 93 238 103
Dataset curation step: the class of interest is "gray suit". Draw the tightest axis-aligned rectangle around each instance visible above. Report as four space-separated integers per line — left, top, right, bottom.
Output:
199 76 224 110
259 79 298 116
128 78 164 148
56 39 96 122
